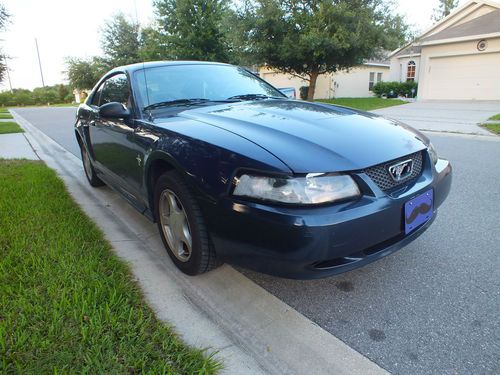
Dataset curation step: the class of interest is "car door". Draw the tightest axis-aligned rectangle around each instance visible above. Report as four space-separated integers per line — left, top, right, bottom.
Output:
90 73 148 209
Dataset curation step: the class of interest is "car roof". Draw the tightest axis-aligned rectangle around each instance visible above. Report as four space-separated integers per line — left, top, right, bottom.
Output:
111 60 232 74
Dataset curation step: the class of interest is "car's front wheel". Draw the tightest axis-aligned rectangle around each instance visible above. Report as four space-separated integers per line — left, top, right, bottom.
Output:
154 171 218 275
80 143 104 187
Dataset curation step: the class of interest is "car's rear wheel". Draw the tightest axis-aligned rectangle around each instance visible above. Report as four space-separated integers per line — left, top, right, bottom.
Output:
154 171 217 275
80 143 104 187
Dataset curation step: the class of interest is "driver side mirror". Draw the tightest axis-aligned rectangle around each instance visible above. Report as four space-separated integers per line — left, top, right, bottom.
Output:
99 102 131 119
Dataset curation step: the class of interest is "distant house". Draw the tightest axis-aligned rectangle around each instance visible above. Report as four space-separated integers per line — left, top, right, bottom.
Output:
259 59 390 99
73 89 90 104
389 0 500 100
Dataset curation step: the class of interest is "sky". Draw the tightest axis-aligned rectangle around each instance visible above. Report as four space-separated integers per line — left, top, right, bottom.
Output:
0 0 468 91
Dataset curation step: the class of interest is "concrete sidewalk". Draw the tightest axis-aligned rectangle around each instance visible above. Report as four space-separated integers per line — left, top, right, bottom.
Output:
0 132 38 159
372 100 500 135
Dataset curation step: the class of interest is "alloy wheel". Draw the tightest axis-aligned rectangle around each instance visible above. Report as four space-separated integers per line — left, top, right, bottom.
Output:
159 189 193 262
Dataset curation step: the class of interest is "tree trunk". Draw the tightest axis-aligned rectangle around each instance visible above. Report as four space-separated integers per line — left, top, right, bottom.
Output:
307 71 319 100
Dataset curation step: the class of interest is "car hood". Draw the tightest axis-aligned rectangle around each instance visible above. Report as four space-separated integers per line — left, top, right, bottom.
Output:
163 100 429 173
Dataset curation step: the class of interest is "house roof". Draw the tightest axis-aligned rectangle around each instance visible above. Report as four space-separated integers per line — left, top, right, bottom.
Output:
421 9 500 42
390 0 500 57
363 58 390 66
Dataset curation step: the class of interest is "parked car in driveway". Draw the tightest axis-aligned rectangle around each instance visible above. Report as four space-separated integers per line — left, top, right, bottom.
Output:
75 61 452 279
278 87 296 99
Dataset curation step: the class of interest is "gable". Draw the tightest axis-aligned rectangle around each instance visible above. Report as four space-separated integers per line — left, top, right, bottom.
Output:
421 9 500 42
391 1 500 57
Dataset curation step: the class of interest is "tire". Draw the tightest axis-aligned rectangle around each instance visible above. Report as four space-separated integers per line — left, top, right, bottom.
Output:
154 170 217 275
80 143 104 187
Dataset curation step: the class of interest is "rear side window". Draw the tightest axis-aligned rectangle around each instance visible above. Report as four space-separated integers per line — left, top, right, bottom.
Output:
100 74 130 106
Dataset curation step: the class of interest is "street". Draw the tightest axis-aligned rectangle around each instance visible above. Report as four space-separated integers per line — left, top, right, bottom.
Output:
14 106 500 375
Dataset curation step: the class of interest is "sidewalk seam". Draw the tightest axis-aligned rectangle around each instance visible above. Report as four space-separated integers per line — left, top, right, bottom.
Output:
21 132 41 160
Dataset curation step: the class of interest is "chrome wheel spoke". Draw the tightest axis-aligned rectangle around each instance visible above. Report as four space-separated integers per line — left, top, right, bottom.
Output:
159 189 192 262
168 192 180 213
181 220 192 248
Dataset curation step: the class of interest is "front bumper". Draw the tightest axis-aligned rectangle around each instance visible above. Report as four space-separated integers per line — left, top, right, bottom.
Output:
202 156 452 279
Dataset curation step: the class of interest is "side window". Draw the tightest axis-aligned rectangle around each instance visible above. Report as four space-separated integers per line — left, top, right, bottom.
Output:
369 72 375 91
100 74 130 106
90 84 104 107
407 61 416 81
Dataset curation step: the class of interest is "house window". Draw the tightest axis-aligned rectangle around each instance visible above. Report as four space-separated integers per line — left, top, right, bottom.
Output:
369 72 383 91
407 61 416 81
369 72 375 90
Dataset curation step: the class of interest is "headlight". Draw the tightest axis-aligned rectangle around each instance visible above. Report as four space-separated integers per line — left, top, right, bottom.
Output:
428 142 438 165
233 173 360 204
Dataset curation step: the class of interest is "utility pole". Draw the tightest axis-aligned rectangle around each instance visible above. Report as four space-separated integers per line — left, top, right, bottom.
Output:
35 38 45 87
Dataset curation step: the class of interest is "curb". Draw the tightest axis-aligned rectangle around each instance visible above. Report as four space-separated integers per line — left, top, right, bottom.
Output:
12 109 389 375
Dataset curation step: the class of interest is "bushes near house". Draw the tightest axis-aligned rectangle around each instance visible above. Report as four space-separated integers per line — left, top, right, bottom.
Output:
299 86 309 100
372 81 418 98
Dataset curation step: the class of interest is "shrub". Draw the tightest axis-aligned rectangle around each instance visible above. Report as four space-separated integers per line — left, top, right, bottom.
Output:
299 86 309 100
372 81 418 98
0 84 74 107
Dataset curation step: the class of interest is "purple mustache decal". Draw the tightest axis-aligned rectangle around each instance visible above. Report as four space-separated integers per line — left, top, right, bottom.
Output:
405 202 432 225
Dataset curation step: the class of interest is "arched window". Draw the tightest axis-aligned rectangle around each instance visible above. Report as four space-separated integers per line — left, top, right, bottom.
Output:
407 61 416 81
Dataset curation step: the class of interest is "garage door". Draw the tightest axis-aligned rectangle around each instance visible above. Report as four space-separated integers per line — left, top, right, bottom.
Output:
425 53 500 100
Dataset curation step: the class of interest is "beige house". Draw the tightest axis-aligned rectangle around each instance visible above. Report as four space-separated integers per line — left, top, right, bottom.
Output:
259 61 389 99
389 0 500 100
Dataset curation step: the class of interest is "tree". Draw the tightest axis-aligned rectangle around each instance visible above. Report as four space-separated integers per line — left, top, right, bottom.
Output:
154 0 230 62
247 0 411 99
0 4 10 83
139 25 170 61
65 57 109 90
100 13 141 66
432 0 458 22
222 1 258 66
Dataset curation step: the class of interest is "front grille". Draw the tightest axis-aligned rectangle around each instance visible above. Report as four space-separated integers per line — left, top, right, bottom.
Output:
363 151 423 191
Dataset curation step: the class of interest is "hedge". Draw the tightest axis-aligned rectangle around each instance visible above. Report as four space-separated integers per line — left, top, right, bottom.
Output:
372 81 418 98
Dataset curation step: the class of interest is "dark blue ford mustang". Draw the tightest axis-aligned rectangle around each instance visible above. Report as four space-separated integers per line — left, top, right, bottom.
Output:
75 61 452 279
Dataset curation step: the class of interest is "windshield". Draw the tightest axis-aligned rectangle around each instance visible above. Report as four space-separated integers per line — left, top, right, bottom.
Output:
135 64 284 109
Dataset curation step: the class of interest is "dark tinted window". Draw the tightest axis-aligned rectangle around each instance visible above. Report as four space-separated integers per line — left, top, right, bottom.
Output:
90 84 104 106
100 74 130 106
135 64 283 108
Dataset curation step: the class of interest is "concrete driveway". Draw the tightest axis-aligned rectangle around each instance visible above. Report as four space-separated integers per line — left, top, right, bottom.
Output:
372 100 500 135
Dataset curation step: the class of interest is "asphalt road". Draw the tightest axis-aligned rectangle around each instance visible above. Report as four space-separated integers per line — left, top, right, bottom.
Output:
14 107 500 375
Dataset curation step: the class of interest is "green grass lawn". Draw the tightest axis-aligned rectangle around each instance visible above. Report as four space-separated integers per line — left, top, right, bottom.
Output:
317 97 407 111
0 112 13 119
488 114 500 121
483 123 500 135
0 160 221 374
0 121 24 134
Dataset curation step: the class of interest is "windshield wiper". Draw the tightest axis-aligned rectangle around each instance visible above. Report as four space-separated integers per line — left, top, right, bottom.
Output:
143 98 235 111
226 94 283 101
